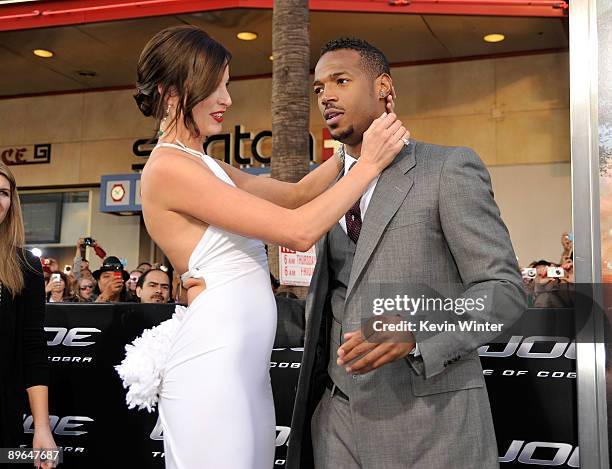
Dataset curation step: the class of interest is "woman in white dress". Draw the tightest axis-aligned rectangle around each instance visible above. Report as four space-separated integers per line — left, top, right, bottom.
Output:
118 25 407 469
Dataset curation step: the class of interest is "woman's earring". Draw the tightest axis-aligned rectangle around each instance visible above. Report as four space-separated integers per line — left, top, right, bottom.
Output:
158 104 172 137
379 90 385 98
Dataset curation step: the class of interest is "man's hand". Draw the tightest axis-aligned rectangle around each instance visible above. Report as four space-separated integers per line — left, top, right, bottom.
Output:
97 277 123 302
50 280 63 293
337 315 415 375
104 277 124 295
75 237 86 259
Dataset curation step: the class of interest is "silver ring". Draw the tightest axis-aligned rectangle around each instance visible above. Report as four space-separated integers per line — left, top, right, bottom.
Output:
401 137 410 146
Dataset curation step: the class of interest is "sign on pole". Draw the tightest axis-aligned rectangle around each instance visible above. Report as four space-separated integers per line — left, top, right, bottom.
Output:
279 245 316 286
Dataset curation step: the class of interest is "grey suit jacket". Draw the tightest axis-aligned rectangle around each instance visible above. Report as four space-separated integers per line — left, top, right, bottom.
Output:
285 141 527 469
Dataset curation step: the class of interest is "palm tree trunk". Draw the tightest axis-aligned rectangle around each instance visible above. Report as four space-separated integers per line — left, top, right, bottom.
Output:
270 0 310 297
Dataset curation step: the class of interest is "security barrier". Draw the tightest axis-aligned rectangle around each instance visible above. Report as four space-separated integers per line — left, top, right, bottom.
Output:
27 303 577 468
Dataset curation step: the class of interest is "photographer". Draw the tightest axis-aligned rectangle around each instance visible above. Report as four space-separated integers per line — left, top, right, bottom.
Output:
40 257 59 283
73 237 106 281
45 271 76 303
125 269 143 302
561 258 575 283
532 260 573 308
93 256 130 303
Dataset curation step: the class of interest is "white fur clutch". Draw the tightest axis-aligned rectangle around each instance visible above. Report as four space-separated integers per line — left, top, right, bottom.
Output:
115 305 187 412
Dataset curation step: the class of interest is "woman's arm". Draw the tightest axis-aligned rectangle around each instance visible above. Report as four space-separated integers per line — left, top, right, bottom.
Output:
73 238 84 281
27 385 57 468
216 154 342 209
26 385 51 430
215 96 400 209
21 251 50 389
144 113 405 251
20 251 56 465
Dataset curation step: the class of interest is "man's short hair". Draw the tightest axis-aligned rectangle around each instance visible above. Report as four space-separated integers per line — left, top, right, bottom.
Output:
320 37 390 79
137 268 170 289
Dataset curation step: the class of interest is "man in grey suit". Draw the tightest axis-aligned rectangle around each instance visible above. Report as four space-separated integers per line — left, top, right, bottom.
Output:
285 38 527 469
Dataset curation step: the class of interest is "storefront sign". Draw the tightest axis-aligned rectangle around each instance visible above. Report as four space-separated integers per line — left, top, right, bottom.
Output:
1 143 51 165
100 174 141 213
132 125 337 166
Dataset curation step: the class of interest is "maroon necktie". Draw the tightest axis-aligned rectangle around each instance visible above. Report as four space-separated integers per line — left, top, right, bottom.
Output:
345 162 362 244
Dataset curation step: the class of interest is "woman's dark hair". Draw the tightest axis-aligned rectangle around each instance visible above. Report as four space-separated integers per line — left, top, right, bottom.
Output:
134 25 231 138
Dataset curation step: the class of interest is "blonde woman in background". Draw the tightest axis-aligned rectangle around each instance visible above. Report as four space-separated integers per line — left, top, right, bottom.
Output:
0 162 57 468
76 276 97 302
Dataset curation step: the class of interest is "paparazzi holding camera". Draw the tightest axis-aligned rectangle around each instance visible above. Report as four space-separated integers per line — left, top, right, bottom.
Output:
73 237 106 281
531 260 573 308
93 256 130 303
45 271 76 303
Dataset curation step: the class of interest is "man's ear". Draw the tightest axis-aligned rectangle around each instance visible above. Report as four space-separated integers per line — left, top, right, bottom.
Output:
375 74 393 99
136 286 142 299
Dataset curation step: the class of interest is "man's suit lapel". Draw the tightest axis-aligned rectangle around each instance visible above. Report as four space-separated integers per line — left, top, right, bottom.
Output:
306 168 344 319
346 143 416 301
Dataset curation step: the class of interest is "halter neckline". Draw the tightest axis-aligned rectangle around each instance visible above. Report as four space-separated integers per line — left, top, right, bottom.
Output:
155 139 208 161
173 139 205 156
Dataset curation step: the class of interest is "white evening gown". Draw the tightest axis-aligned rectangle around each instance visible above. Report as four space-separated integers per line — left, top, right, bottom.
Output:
117 141 277 469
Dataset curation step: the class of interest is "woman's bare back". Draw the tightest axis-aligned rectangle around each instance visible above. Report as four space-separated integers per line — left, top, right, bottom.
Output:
141 148 212 301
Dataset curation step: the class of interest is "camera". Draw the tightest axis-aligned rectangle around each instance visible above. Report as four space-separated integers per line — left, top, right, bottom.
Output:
51 273 61 283
63 265 72 274
547 266 565 278
83 237 95 247
41 258 52 273
521 268 537 279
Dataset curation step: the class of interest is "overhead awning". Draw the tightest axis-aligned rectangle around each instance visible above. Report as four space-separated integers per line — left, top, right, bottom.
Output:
0 0 568 32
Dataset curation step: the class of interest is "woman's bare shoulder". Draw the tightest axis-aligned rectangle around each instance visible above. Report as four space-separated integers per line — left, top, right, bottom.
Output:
142 147 212 188
144 146 198 172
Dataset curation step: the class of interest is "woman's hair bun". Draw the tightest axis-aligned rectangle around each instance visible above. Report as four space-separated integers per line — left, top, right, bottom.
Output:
134 86 155 117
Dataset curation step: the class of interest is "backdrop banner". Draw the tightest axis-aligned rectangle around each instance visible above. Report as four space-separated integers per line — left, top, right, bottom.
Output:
22 303 577 468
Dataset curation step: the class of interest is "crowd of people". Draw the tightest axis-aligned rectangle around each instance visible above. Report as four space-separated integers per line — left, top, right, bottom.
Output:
520 232 575 307
43 231 576 308
40 238 304 305
42 238 174 304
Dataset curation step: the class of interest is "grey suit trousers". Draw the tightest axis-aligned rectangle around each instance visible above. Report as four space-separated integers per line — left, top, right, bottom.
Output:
312 388 361 468
311 383 500 469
